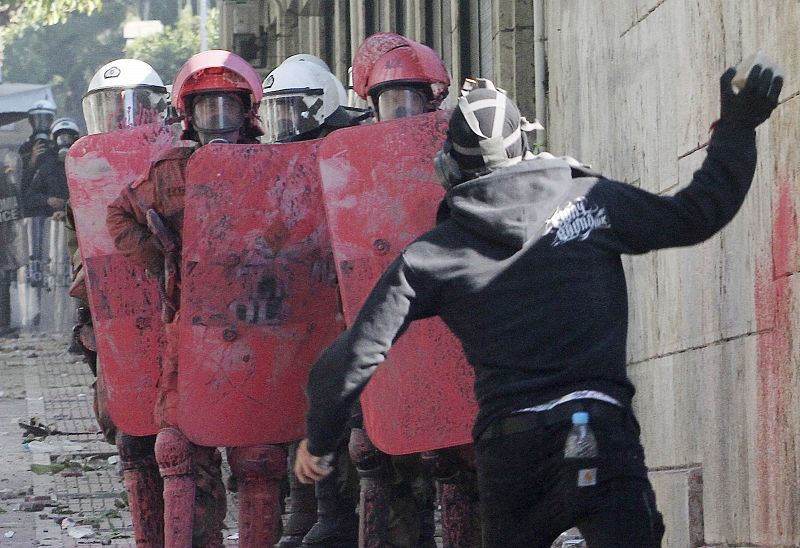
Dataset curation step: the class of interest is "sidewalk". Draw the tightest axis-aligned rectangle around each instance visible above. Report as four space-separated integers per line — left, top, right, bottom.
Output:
0 332 241 546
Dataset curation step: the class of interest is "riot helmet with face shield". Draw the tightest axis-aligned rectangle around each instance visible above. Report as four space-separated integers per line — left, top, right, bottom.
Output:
28 99 57 140
82 59 167 135
260 55 348 143
50 118 81 160
172 49 263 144
352 33 450 121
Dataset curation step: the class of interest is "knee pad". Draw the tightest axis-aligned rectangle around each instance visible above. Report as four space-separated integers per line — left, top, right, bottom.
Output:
117 433 157 471
348 428 389 475
154 427 193 477
228 444 286 481
428 446 474 483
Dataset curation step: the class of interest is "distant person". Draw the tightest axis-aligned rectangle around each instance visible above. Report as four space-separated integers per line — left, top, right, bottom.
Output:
24 118 79 218
18 99 56 211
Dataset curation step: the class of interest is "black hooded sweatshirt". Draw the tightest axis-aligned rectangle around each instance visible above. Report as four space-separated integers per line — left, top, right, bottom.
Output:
305 125 756 455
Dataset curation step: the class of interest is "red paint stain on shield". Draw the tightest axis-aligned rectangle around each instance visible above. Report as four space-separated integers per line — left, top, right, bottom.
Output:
754 177 797 538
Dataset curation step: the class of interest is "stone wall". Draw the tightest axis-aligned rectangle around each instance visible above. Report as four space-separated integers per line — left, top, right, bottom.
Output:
545 1 799 545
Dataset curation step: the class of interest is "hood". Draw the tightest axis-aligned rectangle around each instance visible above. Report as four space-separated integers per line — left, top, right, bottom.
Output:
447 157 575 249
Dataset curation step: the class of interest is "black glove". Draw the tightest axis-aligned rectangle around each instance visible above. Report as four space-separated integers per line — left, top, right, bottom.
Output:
719 63 783 129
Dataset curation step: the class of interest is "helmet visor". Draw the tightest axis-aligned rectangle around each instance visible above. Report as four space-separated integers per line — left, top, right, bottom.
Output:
29 112 55 134
260 94 320 143
191 93 245 133
82 88 167 134
376 87 429 121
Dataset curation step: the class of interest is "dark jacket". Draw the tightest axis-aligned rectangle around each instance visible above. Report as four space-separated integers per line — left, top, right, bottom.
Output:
23 150 68 217
305 125 757 455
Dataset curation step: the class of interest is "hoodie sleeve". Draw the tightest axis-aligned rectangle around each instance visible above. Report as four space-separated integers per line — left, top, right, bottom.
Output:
305 253 435 456
588 125 757 254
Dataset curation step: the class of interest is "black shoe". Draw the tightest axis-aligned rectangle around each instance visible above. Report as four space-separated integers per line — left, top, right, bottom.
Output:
301 513 358 548
276 534 305 548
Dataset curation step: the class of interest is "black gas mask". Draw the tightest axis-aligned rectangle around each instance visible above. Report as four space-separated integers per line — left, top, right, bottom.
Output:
191 93 246 145
55 132 78 161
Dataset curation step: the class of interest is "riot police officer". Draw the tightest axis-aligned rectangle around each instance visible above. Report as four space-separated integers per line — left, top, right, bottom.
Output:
349 32 482 548
261 55 365 548
18 99 57 200
74 58 169 547
107 50 269 548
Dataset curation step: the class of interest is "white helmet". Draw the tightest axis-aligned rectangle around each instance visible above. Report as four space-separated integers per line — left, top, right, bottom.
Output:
28 99 57 136
260 55 348 143
50 117 80 139
50 118 81 159
82 58 168 134
281 54 333 73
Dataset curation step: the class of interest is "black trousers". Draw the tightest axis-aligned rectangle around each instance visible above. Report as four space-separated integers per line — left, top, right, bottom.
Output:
475 400 664 548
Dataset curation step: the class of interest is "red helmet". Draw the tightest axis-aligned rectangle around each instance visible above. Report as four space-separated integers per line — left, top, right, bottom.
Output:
172 49 263 139
352 33 450 108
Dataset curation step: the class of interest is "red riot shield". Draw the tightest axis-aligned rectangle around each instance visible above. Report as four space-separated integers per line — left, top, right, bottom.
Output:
318 111 478 455
65 124 179 436
178 141 346 447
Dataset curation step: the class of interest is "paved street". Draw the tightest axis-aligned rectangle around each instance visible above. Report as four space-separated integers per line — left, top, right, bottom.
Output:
0 332 586 547
0 332 241 547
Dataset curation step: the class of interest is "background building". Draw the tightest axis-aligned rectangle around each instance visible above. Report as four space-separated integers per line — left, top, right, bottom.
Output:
219 1 799 546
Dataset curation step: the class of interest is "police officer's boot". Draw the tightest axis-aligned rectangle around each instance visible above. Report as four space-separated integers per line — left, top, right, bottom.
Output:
349 427 392 547
117 433 164 547
415 457 437 548
301 465 358 547
276 443 317 548
154 427 196 547
193 445 226 548
428 447 481 548
228 444 286 548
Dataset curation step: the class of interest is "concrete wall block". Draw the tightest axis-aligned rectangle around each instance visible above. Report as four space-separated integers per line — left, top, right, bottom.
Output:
649 465 704 548
698 337 757 543
491 0 517 97
652 238 723 355
630 350 705 469
624 253 661 362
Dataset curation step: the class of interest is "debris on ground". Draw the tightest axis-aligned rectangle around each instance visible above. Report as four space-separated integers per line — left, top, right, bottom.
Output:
30 463 65 475
66 524 95 539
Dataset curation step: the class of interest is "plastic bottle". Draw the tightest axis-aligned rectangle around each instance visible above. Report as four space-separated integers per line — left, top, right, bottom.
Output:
563 411 598 458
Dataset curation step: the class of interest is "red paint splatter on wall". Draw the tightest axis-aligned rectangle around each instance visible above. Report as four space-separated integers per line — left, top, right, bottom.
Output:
754 177 797 540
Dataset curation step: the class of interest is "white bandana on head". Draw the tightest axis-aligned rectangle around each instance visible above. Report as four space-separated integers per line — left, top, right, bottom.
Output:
452 78 542 171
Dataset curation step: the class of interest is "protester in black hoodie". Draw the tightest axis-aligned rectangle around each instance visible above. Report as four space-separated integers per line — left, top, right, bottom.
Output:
296 64 782 547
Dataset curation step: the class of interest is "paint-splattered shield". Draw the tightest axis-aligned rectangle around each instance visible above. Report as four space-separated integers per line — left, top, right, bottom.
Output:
318 111 478 455
65 124 178 436
178 141 346 447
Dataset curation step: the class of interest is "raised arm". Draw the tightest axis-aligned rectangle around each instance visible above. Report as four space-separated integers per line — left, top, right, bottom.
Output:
590 63 783 254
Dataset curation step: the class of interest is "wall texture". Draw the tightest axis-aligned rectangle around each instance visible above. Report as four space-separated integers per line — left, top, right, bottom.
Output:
545 2 799 545
218 1 799 545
